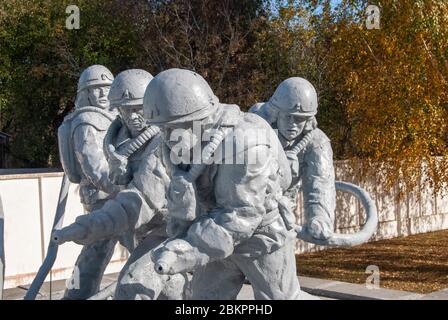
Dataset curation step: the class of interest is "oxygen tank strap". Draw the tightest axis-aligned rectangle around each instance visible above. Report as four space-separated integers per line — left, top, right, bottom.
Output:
187 127 230 181
290 129 315 155
119 127 160 158
119 126 160 158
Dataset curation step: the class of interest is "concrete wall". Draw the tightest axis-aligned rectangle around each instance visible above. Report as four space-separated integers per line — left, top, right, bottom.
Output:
295 160 448 253
0 171 128 290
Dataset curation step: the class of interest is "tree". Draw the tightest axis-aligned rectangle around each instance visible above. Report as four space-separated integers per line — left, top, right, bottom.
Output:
0 0 142 167
0 0 267 167
255 0 448 193
124 0 268 107
323 0 448 192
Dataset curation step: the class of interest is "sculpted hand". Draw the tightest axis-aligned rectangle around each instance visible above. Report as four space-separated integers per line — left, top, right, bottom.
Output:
151 239 209 275
307 215 333 240
167 171 198 221
108 152 132 185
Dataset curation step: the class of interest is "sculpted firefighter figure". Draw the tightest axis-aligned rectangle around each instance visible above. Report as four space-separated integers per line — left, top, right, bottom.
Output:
145 68 315 300
250 77 334 240
58 65 122 299
250 77 378 247
54 69 188 300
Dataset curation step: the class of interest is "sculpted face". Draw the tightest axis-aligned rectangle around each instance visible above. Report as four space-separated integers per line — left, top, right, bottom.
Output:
119 106 146 137
88 86 110 109
277 112 308 141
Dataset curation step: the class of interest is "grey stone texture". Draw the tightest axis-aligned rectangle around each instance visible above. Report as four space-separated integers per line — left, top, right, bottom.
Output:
145 69 305 299
251 77 378 249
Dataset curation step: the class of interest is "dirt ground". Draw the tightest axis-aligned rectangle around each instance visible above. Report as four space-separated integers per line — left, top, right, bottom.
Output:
296 230 448 294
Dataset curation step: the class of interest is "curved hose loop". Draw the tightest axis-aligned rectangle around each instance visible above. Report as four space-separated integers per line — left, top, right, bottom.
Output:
103 117 123 160
121 125 160 158
296 180 378 247
187 127 229 181
290 130 315 155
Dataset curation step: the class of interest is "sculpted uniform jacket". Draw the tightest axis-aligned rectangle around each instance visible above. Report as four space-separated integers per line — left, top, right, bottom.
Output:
280 129 336 229
250 102 336 230
164 105 295 261
71 128 171 252
70 107 120 208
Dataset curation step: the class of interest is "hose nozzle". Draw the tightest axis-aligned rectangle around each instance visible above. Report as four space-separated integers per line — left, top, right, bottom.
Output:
52 224 87 245
153 251 178 275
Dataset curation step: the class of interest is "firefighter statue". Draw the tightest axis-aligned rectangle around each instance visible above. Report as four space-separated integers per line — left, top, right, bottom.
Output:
145 68 314 299
57 65 121 299
53 69 188 300
250 77 378 247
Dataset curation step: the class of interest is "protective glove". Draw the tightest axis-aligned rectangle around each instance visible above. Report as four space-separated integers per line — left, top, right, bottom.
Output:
167 170 199 222
108 151 132 185
306 213 333 240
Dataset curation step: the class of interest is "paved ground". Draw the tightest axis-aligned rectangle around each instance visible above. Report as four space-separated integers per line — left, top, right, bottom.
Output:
3 274 326 300
3 274 447 300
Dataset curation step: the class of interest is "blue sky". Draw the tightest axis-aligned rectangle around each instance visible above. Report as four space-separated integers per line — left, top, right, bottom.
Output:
269 0 343 14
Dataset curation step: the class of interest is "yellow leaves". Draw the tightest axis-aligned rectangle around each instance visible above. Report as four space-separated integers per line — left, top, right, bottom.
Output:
322 0 448 192
278 6 296 22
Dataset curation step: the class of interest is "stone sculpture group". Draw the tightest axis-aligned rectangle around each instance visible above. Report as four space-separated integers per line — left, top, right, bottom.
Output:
27 65 378 300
